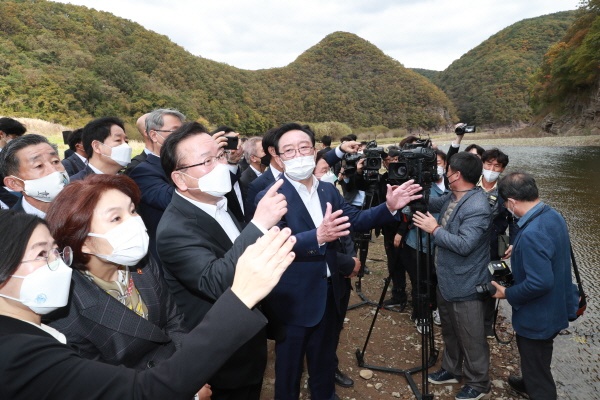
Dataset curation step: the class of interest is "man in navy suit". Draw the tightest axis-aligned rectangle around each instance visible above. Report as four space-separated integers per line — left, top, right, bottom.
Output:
61 128 87 176
128 108 185 260
70 117 131 181
257 123 422 400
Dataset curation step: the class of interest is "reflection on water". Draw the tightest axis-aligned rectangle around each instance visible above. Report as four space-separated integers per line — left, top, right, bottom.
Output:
499 146 600 398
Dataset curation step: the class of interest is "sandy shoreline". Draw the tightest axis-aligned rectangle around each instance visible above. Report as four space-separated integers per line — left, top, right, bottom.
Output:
431 134 600 148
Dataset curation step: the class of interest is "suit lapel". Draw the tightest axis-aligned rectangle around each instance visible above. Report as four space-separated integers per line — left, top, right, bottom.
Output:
281 177 316 230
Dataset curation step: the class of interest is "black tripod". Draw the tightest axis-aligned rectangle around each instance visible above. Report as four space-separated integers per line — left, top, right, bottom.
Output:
355 225 438 400
348 180 381 311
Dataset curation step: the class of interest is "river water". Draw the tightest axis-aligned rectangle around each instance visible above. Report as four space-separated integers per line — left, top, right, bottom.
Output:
474 146 600 398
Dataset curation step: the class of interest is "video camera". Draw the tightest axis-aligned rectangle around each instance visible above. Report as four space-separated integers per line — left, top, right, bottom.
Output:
455 124 476 135
343 140 387 182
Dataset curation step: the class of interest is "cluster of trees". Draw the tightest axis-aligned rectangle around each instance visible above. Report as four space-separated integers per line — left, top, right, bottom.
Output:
428 11 576 127
530 0 600 116
0 1 455 137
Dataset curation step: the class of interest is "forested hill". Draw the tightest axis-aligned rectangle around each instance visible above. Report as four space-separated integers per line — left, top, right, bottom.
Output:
432 11 576 127
0 1 455 134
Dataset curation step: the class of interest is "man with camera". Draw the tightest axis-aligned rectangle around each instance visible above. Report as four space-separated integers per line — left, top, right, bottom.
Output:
492 172 579 400
412 152 492 400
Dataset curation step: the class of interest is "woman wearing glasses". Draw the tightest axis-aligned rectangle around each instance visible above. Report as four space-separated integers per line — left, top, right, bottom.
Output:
0 208 296 399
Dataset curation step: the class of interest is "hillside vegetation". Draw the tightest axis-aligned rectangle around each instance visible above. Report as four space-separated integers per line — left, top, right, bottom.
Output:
530 0 600 133
0 0 455 135
433 11 576 127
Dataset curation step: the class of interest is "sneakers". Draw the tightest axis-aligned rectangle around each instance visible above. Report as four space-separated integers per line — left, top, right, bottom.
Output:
507 376 529 398
432 309 441 326
415 319 430 334
455 384 490 400
428 368 459 384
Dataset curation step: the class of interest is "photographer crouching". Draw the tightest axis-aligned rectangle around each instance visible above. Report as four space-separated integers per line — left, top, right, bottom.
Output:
492 172 580 400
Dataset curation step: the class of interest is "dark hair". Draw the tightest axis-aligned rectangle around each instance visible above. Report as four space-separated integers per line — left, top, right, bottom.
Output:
464 144 485 157
339 135 353 142
498 172 539 202
81 117 125 159
449 152 482 185
160 121 209 184
348 134 357 141
46 174 141 269
0 117 27 137
67 128 83 151
320 135 332 147
271 123 315 154
435 149 447 163
211 126 235 135
481 148 509 168
386 145 401 158
0 134 52 178
400 135 419 148
0 210 47 284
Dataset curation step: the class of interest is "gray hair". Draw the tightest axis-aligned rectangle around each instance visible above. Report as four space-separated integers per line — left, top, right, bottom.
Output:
243 136 262 164
145 108 186 132
0 134 53 178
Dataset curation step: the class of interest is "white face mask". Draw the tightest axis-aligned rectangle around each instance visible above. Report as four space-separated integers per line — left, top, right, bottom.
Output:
283 155 315 181
87 216 149 266
101 142 132 167
483 169 500 183
183 163 232 197
319 170 337 184
0 259 72 314
437 166 445 179
12 171 69 202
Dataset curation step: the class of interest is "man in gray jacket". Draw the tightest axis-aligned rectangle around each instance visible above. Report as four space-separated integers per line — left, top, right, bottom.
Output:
413 152 492 400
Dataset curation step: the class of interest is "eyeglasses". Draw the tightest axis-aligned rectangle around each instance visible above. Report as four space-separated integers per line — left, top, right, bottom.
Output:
175 151 226 171
278 146 315 159
21 246 73 270
153 129 178 133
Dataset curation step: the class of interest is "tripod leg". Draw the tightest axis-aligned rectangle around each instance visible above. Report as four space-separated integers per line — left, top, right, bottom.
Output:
357 275 392 360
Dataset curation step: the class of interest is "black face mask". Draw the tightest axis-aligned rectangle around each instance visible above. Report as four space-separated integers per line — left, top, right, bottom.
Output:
260 154 271 166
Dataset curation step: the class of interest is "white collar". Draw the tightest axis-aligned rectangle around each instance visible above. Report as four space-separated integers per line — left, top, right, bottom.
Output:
22 197 46 218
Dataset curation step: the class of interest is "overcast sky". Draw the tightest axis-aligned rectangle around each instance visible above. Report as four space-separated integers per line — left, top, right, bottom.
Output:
55 0 580 71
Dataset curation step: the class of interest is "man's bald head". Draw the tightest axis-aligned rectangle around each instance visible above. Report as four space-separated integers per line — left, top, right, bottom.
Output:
136 113 150 140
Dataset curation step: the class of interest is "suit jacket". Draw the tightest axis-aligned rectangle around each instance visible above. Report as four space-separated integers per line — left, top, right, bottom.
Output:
258 176 396 327
70 165 95 181
0 186 19 208
61 153 87 177
47 256 186 370
0 289 266 400
226 171 245 225
245 166 277 222
124 150 148 176
156 192 267 388
239 166 258 201
429 187 492 302
128 154 174 261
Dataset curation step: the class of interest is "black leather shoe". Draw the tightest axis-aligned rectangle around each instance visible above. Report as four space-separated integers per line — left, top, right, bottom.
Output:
335 368 354 388
508 376 529 398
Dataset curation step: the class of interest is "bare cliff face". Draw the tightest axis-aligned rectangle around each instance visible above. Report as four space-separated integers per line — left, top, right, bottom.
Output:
540 79 600 136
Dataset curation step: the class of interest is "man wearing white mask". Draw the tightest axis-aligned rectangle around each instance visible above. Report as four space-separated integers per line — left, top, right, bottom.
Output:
0 134 69 218
70 117 132 181
477 148 518 338
255 123 423 400
156 122 288 400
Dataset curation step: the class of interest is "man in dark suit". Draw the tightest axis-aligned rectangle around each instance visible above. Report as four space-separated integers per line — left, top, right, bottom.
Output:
1 134 69 218
156 122 288 400
70 117 131 181
316 134 332 158
61 128 87 176
239 136 266 201
128 109 185 260
257 123 422 400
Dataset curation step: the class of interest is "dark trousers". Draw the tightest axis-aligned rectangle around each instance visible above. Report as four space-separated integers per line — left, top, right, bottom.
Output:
383 235 407 303
437 288 490 393
516 334 557 400
211 383 262 400
274 284 337 400
334 278 351 370
401 246 437 319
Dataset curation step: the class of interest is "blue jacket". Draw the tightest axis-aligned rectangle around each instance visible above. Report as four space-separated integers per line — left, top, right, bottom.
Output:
505 203 579 340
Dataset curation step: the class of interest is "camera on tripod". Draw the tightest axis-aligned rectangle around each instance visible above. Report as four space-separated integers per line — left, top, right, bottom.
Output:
475 260 514 296
387 138 438 187
343 141 387 182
